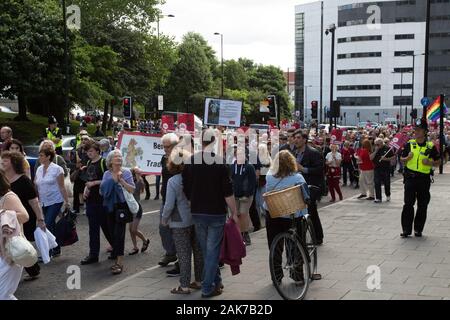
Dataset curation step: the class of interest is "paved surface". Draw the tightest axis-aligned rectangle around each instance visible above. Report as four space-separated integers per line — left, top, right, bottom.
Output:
85 167 450 300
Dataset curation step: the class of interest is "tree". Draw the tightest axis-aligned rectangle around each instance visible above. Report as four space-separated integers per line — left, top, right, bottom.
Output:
165 33 213 111
0 0 66 121
224 60 248 90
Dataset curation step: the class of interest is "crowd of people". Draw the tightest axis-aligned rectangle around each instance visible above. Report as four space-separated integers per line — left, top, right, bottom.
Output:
0 114 448 299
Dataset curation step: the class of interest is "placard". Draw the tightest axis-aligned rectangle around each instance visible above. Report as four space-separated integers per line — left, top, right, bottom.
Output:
204 97 242 127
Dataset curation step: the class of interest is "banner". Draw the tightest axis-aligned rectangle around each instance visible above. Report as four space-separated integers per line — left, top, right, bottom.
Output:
389 133 409 151
330 128 343 145
204 97 242 127
177 113 195 133
260 100 270 113
161 114 175 131
117 132 164 175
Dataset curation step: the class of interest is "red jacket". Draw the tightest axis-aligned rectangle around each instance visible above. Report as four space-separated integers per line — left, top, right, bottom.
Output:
220 219 246 275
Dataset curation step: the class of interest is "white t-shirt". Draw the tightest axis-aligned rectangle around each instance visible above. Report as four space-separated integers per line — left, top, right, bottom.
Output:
326 152 342 168
35 162 64 207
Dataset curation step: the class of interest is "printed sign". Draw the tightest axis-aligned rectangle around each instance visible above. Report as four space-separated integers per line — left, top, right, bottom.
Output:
204 97 242 127
330 128 343 145
117 132 164 175
389 133 409 150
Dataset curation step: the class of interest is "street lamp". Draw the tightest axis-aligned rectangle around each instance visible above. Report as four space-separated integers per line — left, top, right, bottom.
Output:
412 53 425 121
157 14 175 40
214 32 224 97
325 23 336 129
61 0 70 131
392 69 406 123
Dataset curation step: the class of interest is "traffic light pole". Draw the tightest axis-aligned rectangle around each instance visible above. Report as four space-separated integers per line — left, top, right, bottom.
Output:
439 94 445 174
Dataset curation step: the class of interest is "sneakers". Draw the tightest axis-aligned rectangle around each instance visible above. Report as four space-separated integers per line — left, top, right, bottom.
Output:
374 199 382 203
386 196 391 202
166 262 180 277
414 231 422 237
158 254 177 267
400 232 411 238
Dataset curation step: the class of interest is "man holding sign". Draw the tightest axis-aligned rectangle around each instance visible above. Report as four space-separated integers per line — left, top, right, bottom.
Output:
399 119 440 238
370 138 395 203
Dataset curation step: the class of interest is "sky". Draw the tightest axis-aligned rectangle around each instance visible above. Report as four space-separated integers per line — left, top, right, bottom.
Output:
158 0 313 71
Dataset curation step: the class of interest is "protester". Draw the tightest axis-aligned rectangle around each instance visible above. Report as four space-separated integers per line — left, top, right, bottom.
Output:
229 144 257 246
158 133 179 269
100 150 135 275
293 129 324 245
72 135 91 213
341 141 355 187
1 151 44 281
182 129 239 298
128 168 150 255
34 145 70 258
99 139 111 159
356 139 375 200
80 141 113 265
0 126 13 153
0 170 29 300
33 140 69 178
371 138 395 203
3 139 31 179
263 150 310 284
325 144 343 202
162 149 203 294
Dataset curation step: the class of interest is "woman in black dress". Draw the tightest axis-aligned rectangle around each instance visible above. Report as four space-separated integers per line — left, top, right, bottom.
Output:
1 151 46 281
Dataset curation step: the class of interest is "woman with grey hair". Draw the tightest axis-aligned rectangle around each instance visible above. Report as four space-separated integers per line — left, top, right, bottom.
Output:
100 149 135 275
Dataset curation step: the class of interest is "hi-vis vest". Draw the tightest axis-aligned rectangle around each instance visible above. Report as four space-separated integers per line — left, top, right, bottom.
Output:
76 134 81 148
406 139 434 175
46 128 62 148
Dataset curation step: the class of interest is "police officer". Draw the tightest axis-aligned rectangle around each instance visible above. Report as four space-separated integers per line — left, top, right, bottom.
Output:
400 118 441 238
44 116 63 155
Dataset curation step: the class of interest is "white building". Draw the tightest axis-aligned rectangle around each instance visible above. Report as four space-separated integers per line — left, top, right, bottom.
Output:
295 0 450 125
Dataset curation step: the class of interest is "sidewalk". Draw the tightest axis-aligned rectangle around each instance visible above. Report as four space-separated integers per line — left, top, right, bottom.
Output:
88 168 450 300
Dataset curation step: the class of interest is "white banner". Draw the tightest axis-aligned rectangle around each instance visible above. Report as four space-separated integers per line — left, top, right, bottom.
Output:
204 97 242 127
117 132 163 175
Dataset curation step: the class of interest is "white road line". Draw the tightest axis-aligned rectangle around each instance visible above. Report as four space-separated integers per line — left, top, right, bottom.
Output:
143 209 160 216
86 264 161 300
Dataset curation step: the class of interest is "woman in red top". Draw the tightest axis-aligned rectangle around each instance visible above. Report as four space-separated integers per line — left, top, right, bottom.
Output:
356 139 375 200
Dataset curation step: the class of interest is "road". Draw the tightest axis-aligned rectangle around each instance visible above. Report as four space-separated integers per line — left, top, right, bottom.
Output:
14 173 402 300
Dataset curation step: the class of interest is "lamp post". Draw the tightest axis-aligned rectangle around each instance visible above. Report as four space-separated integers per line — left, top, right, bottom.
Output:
214 32 224 97
392 70 405 124
61 0 70 131
157 14 175 40
325 24 336 129
412 53 425 121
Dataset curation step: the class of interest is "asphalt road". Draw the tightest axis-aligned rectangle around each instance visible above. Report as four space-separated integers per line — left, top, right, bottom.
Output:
15 173 402 300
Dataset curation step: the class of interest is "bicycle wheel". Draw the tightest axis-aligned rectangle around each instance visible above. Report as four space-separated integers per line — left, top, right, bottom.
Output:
304 215 318 276
269 232 310 300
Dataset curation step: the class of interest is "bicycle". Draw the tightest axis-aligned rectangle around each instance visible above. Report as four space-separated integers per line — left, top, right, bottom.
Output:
268 186 321 300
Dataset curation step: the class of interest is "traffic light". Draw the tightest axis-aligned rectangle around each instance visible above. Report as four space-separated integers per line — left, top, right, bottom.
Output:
267 95 277 118
410 109 418 119
123 96 132 119
311 100 318 119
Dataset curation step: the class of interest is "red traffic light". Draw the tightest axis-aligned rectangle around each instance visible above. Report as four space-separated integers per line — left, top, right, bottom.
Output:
124 98 129 105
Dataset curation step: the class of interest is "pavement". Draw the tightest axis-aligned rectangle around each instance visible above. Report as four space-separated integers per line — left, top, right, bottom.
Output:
87 166 450 300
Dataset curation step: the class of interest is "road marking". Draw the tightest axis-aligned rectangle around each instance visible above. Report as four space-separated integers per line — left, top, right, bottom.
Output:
86 264 161 300
143 209 160 216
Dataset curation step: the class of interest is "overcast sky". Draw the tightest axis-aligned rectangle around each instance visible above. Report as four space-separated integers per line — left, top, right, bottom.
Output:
158 0 312 71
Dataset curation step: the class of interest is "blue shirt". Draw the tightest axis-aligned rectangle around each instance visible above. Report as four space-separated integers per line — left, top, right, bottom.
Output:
263 173 309 219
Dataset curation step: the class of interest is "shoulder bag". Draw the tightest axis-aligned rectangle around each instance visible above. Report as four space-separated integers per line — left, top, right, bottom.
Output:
0 193 38 267
120 185 139 215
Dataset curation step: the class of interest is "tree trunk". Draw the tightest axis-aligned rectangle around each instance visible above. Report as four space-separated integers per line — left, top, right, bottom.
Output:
14 92 30 121
102 99 109 133
108 100 114 130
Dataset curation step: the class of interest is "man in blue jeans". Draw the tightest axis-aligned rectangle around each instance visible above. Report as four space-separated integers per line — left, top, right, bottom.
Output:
183 129 238 298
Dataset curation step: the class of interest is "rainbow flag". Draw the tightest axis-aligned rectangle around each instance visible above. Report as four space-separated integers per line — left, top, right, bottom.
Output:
426 96 448 121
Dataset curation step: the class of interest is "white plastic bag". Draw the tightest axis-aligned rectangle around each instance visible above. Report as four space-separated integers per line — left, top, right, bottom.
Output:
34 228 58 264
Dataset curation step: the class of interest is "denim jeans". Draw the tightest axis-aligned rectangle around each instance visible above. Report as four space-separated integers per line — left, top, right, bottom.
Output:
43 202 63 254
193 214 226 295
159 204 176 256
86 203 112 257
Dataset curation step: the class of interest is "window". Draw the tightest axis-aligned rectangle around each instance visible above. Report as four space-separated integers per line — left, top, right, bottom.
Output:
429 66 450 72
396 0 416 5
393 68 413 73
430 49 450 55
395 51 414 56
431 15 450 21
338 35 382 43
395 34 415 40
338 52 382 59
338 85 381 91
393 96 413 106
394 84 413 90
338 69 382 75
337 97 381 106
338 19 365 27
430 32 450 38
